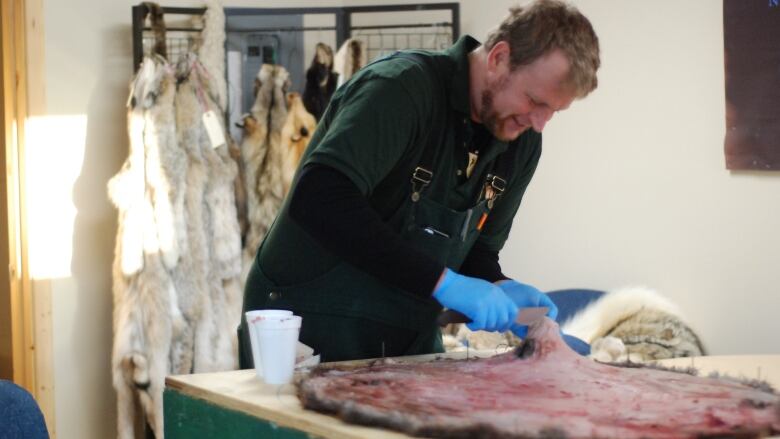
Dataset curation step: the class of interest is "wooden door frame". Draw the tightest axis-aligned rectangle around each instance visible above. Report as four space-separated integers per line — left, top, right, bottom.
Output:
0 0 56 439
2 0 54 435
1 0 33 390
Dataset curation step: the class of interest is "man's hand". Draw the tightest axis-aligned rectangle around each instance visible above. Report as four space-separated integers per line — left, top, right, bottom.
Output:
433 269 518 332
496 280 558 338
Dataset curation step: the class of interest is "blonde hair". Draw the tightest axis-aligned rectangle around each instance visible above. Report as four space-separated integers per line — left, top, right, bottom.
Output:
485 0 600 98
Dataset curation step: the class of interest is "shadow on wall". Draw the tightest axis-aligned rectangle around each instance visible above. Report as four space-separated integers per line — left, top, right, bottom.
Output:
69 25 133 439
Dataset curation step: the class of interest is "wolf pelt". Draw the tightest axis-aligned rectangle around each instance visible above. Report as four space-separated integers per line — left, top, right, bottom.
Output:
334 38 367 88
561 286 706 362
281 92 317 195
302 43 337 121
109 57 185 439
241 64 291 276
177 56 242 373
110 54 243 439
444 286 705 363
197 0 226 110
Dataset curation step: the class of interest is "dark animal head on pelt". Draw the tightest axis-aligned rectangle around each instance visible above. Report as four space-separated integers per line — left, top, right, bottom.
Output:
142 2 167 59
314 43 333 70
349 40 363 77
308 44 336 90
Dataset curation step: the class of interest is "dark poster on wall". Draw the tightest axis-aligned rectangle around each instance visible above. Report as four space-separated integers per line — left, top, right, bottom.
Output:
723 0 780 170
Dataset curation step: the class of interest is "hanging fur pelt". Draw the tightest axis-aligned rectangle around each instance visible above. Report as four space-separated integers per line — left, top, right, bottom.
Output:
281 92 316 195
142 2 167 60
302 42 337 121
241 64 291 276
109 56 186 439
176 55 243 373
110 52 243 439
334 38 367 88
197 0 227 111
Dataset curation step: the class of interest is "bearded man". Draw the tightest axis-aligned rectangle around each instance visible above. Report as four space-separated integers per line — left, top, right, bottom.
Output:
240 0 600 364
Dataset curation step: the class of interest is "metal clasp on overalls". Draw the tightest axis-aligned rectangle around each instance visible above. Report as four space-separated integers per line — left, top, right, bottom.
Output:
411 167 433 202
485 174 506 209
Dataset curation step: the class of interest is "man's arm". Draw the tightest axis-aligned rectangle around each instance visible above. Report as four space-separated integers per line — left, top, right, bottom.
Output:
289 163 445 298
458 241 510 283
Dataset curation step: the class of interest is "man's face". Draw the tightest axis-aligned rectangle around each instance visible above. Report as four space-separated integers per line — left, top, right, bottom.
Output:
480 48 577 142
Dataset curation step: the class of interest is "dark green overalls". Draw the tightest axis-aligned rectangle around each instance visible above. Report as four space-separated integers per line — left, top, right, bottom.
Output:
239 36 542 365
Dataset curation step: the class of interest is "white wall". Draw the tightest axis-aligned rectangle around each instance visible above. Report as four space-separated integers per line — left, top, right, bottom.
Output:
31 0 778 438
490 1 780 357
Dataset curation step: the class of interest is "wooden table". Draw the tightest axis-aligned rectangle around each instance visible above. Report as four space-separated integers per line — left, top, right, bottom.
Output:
164 353 780 439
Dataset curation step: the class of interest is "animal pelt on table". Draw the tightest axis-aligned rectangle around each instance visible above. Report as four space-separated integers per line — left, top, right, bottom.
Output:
444 286 705 363
281 92 317 195
240 64 291 276
333 38 367 88
302 42 337 121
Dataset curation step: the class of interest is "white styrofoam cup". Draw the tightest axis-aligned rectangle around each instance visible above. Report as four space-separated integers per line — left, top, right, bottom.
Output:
245 309 293 378
255 315 302 385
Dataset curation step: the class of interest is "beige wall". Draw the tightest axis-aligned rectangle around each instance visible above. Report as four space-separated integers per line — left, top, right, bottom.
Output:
30 0 778 437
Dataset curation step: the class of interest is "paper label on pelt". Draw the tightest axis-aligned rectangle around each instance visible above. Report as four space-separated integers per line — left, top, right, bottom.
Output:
202 110 226 148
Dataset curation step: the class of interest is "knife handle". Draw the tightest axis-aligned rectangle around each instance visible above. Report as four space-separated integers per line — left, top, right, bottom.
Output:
436 309 471 326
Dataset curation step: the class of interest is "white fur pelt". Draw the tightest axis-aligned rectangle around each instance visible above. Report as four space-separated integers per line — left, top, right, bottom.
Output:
241 64 291 277
444 286 705 364
561 286 705 363
334 38 367 88
109 56 184 439
281 92 317 195
560 286 683 343
197 0 226 110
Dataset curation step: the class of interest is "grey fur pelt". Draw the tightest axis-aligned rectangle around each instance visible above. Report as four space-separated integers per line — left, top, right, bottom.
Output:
241 64 291 276
109 57 184 439
197 0 226 111
176 55 242 373
109 54 243 439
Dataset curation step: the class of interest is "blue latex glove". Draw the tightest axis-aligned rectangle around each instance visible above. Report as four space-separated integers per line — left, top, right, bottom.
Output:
496 280 558 338
433 269 518 332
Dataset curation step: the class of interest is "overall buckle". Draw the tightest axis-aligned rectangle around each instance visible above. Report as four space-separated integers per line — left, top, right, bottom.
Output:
410 167 433 202
488 174 506 194
484 174 506 209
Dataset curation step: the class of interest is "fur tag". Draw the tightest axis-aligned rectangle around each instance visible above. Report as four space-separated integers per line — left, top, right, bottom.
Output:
203 110 226 148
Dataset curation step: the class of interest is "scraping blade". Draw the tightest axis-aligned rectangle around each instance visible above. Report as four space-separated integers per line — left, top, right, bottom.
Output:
436 307 550 327
515 306 549 326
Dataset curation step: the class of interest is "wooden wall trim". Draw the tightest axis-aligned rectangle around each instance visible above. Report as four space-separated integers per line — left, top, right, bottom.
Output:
2 0 55 435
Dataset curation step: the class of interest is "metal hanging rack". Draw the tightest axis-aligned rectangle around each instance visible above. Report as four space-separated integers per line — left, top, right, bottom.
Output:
131 2 459 71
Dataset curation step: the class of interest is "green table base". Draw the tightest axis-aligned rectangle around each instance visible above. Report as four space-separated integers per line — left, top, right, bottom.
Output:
164 388 312 439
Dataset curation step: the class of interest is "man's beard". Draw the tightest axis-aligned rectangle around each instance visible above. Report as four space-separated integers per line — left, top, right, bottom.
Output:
479 89 503 140
479 78 525 142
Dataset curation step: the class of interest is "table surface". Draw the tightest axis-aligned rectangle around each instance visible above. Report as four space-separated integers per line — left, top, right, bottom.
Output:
166 353 780 439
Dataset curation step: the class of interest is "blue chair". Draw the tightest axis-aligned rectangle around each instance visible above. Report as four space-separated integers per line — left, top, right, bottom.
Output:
546 288 607 357
0 380 49 439
547 288 606 325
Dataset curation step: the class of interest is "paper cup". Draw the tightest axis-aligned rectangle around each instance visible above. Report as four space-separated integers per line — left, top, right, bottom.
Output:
245 310 293 378
255 315 302 385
